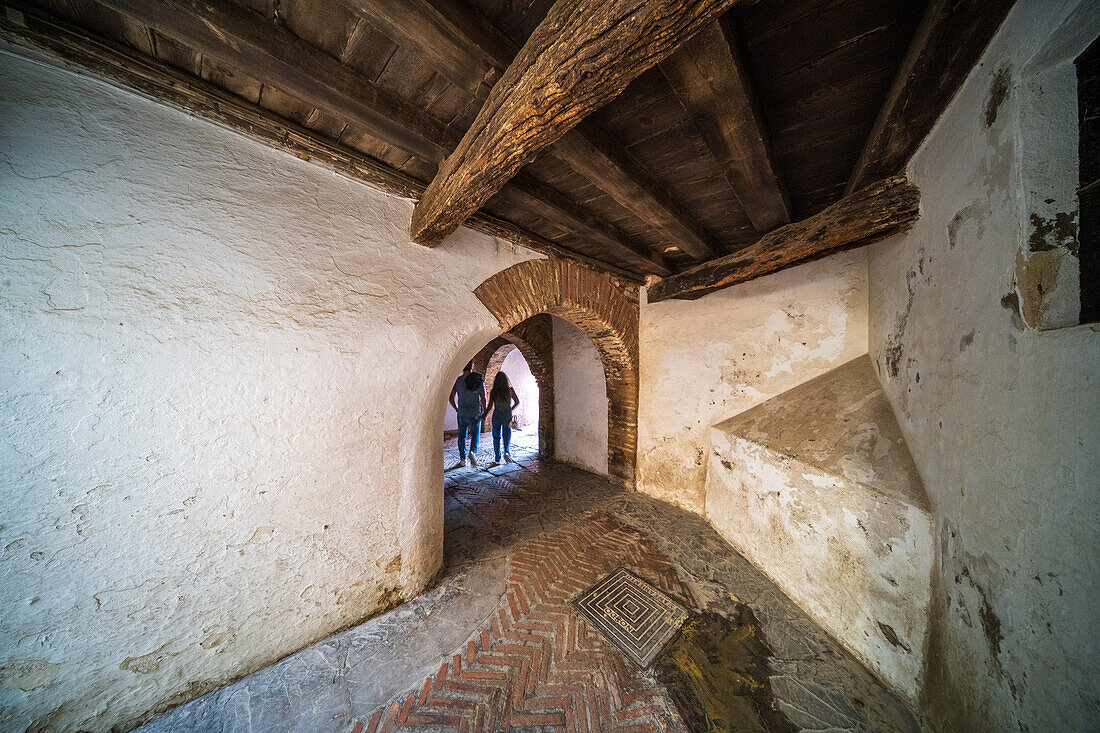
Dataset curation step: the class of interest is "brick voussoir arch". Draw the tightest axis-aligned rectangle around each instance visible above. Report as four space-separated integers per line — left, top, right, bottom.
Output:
472 320 555 457
474 259 639 485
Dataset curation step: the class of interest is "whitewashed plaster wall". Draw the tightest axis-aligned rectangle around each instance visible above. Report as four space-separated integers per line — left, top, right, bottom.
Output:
443 376 462 431
444 395 460 431
499 347 538 429
552 316 609 475
0 51 539 732
866 2 1100 729
637 251 869 512
706 356 933 702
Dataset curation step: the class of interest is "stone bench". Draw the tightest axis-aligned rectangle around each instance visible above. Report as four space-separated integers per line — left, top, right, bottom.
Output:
705 355 933 702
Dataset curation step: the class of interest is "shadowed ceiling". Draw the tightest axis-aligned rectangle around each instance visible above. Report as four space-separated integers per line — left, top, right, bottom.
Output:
4 0 1014 286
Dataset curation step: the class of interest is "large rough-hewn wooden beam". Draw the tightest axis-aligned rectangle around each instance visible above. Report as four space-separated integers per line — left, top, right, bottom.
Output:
0 2 647 284
80 0 665 278
344 0 720 260
409 0 738 247
660 18 789 233
845 0 1016 194
647 176 920 302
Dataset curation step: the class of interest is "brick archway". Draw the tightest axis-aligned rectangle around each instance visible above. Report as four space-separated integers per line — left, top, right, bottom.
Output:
471 315 555 457
474 259 639 485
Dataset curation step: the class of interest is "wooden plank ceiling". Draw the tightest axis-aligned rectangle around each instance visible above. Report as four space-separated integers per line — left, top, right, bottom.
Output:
5 0 1013 285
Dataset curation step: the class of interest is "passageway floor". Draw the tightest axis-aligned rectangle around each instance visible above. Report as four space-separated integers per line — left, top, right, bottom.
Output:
141 442 920 732
442 426 540 470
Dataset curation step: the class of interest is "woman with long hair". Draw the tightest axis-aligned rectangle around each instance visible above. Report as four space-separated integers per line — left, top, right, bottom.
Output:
485 371 520 464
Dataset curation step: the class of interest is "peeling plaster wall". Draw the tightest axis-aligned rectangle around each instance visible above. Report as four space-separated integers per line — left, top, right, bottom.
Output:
552 316 609 475
0 52 539 731
706 356 933 702
866 2 1100 729
499 347 538 430
638 251 869 512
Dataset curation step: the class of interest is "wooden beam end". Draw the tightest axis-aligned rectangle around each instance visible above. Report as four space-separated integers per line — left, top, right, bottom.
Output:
409 197 456 247
648 175 920 303
409 231 444 247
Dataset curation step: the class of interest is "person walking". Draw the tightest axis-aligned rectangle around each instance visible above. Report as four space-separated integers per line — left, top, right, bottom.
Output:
484 371 520 465
449 361 485 467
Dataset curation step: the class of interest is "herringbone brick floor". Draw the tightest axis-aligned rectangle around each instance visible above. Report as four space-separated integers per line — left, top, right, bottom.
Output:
351 513 689 732
141 455 920 733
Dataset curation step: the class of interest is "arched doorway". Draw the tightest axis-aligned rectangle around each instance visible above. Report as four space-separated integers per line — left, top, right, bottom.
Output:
433 256 639 576
443 315 554 467
472 259 639 486
471 315 555 457
475 342 537 434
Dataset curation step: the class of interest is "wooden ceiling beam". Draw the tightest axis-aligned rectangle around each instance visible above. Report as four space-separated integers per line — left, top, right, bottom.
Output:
333 0 516 100
94 0 457 164
845 0 1016 194
0 2 426 196
338 0 718 260
0 0 647 284
660 18 790 233
647 176 919 303
507 173 673 276
83 0 663 277
409 0 738 248
552 125 720 260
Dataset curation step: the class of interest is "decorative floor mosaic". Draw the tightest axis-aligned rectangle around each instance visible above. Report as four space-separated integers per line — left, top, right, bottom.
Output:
572 567 690 668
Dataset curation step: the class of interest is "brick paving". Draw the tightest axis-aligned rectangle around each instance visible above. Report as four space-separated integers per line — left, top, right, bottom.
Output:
141 454 920 733
351 513 690 732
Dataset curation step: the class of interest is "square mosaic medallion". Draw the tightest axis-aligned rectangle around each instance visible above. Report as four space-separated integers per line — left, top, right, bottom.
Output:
571 567 690 668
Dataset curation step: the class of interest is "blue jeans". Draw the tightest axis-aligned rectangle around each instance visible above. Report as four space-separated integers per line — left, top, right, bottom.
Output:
492 410 511 461
456 413 480 459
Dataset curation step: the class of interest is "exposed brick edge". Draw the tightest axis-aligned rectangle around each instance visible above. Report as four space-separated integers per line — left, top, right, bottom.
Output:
474 259 640 486
471 314 555 457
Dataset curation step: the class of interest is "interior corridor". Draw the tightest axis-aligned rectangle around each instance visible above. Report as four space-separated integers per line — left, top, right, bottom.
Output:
140 453 918 732
3 2 1095 730
443 429 540 473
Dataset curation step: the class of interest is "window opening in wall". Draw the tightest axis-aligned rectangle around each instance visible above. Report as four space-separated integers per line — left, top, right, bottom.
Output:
1076 34 1100 323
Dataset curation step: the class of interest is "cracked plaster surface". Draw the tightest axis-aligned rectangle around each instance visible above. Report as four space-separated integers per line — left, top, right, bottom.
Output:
0 50 540 731
706 356 934 702
867 2 1100 729
637 251 869 513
